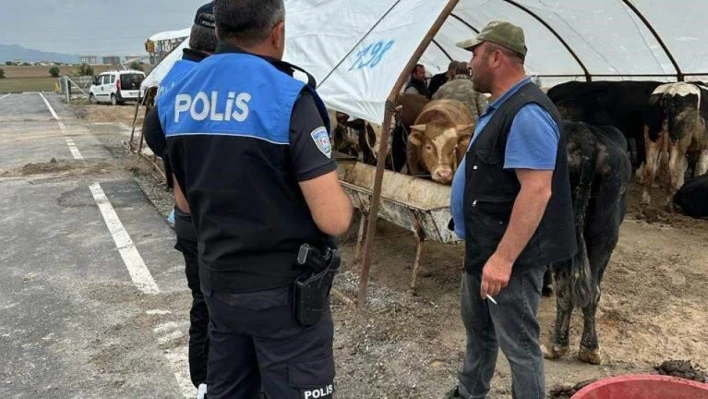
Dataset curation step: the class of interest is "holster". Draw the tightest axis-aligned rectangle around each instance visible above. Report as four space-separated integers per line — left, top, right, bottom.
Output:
292 244 340 326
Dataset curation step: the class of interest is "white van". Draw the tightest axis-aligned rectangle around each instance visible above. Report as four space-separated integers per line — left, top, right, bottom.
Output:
89 70 146 105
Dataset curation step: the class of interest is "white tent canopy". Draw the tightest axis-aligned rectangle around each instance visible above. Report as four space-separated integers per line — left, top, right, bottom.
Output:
141 38 188 91
149 28 191 43
282 0 708 125
141 0 708 126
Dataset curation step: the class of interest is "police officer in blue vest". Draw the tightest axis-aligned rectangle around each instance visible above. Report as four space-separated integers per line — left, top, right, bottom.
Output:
157 0 354 398
143 3 218 398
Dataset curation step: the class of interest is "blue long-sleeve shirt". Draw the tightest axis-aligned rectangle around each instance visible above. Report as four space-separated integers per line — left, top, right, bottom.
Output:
450 76 560 239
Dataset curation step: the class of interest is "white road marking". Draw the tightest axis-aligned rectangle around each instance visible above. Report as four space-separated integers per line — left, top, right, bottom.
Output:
64 138 83 160
158 330 185 345
38 92 80 158
89 182 159 294
154 319 194 398
146 309 172 315
164 348 198 398
0 94 10 101
153 321 181 334
38 92 59 120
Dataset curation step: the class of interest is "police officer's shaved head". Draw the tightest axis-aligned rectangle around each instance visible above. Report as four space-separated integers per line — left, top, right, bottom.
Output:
214 0 285 48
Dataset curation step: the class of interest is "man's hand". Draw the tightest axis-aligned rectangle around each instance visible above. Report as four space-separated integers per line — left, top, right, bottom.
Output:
481 169 553 298
480 253 514 298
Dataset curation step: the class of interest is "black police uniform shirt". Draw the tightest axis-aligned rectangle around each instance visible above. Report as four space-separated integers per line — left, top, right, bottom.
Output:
158 43 337 293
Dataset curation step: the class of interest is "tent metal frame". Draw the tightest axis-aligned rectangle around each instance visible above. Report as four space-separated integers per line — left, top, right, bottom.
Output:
353 0 706 308
356 0 461 308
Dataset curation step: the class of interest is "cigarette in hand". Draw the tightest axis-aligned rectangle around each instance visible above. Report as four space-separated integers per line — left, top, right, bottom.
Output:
486 295 498 305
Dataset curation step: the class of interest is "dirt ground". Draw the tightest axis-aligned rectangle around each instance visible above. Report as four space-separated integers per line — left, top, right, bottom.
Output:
72 101 145 126
323 180 708 398
0 65 152 79
77 103 708 398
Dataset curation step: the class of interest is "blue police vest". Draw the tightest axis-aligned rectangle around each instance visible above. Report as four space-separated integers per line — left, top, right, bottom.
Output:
158 53 330 143
157 52 333 293
155 58 198 101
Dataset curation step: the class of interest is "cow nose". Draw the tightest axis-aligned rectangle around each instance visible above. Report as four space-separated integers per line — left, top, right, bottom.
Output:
437 170 452 180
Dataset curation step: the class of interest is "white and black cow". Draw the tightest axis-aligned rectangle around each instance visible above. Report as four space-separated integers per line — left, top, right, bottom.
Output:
641 82 708 208
673 175 708 218
547 80 663 170
544 121 632 365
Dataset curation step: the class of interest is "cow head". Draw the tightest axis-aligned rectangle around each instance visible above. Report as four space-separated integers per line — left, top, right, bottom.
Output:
408 121 474 184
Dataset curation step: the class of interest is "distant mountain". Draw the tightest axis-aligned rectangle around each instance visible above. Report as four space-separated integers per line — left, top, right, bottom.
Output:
0 44 80 64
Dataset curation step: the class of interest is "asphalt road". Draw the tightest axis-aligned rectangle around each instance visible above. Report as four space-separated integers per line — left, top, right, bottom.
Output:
0 93 197 399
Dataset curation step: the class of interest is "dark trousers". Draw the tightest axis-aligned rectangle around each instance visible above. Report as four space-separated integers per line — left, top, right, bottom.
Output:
174 219 209 388
457 267 546 399
203 286 335 399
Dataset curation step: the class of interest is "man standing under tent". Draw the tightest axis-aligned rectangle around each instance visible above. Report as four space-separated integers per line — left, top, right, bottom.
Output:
142 3 218 398
405 63 431 98
157 0 353 398
446 21 576 399
428 60 456 97
432 60 487 120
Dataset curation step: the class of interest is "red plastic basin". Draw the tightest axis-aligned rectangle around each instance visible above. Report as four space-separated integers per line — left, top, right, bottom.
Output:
571 374 708 399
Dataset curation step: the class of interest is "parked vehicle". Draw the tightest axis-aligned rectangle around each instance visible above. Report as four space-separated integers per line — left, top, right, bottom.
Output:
89 70 145 105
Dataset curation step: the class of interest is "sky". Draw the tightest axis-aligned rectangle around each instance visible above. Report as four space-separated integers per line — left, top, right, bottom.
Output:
0 0 206 56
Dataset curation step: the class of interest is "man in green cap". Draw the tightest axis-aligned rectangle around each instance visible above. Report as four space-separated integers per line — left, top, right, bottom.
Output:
446 21 576 399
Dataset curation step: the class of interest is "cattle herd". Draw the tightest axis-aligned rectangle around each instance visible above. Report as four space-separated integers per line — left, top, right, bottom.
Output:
328 78 708 365
329 79 708 217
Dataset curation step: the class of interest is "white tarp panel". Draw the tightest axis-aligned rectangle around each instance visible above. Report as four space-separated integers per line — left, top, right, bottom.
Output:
149 28 191 43
144 1 708 126
633 0 708 74
284 0 451 125
141 38 188 91
284 0 708 125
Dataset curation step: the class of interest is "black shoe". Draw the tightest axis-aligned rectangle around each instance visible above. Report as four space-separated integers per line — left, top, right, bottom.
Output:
444 386 464 399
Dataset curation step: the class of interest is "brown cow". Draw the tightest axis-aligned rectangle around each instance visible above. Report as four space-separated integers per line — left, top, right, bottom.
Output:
406 99 475 184
394 93 430 128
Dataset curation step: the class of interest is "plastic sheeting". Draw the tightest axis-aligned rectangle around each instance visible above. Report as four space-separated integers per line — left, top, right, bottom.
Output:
284 0 452 124
144 1 708 126
283 0 708 125
140 38 188 91
148 28 191 43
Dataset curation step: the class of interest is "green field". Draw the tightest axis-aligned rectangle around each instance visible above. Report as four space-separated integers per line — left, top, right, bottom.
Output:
0 77 58 93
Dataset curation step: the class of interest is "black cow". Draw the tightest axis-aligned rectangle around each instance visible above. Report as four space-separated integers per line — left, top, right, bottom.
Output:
544 121 632 365
674 175 708 218
547 80 663 169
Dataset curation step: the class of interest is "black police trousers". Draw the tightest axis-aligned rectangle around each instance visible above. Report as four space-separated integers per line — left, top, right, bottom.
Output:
202 285 335 399
174 209 209 388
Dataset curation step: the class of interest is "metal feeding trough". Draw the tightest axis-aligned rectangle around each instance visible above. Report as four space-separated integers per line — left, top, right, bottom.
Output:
336 159 461 290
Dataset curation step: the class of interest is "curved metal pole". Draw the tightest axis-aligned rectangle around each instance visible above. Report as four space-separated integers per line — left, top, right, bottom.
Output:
357 0 461 309
619 0 683 81
432 39 454 62
450 13 480 34
502 0 592 82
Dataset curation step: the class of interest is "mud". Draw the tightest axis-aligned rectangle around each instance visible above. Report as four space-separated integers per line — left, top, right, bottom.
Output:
548 379 597 399
1 158 114 178
655 360 707 383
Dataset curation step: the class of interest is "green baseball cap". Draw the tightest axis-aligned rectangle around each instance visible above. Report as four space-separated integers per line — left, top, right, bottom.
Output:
456 20 527 57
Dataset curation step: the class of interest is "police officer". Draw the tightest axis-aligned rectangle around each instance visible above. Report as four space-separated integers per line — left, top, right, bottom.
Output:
157 0 354 398
142 3 218 398
446 21 576 399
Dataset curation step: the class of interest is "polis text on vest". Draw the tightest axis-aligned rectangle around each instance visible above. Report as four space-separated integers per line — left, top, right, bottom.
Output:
174 91 252 123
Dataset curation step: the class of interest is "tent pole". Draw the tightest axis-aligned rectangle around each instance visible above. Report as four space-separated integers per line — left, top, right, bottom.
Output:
618 0 683 81
502 0 592 82
356 0 461 309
